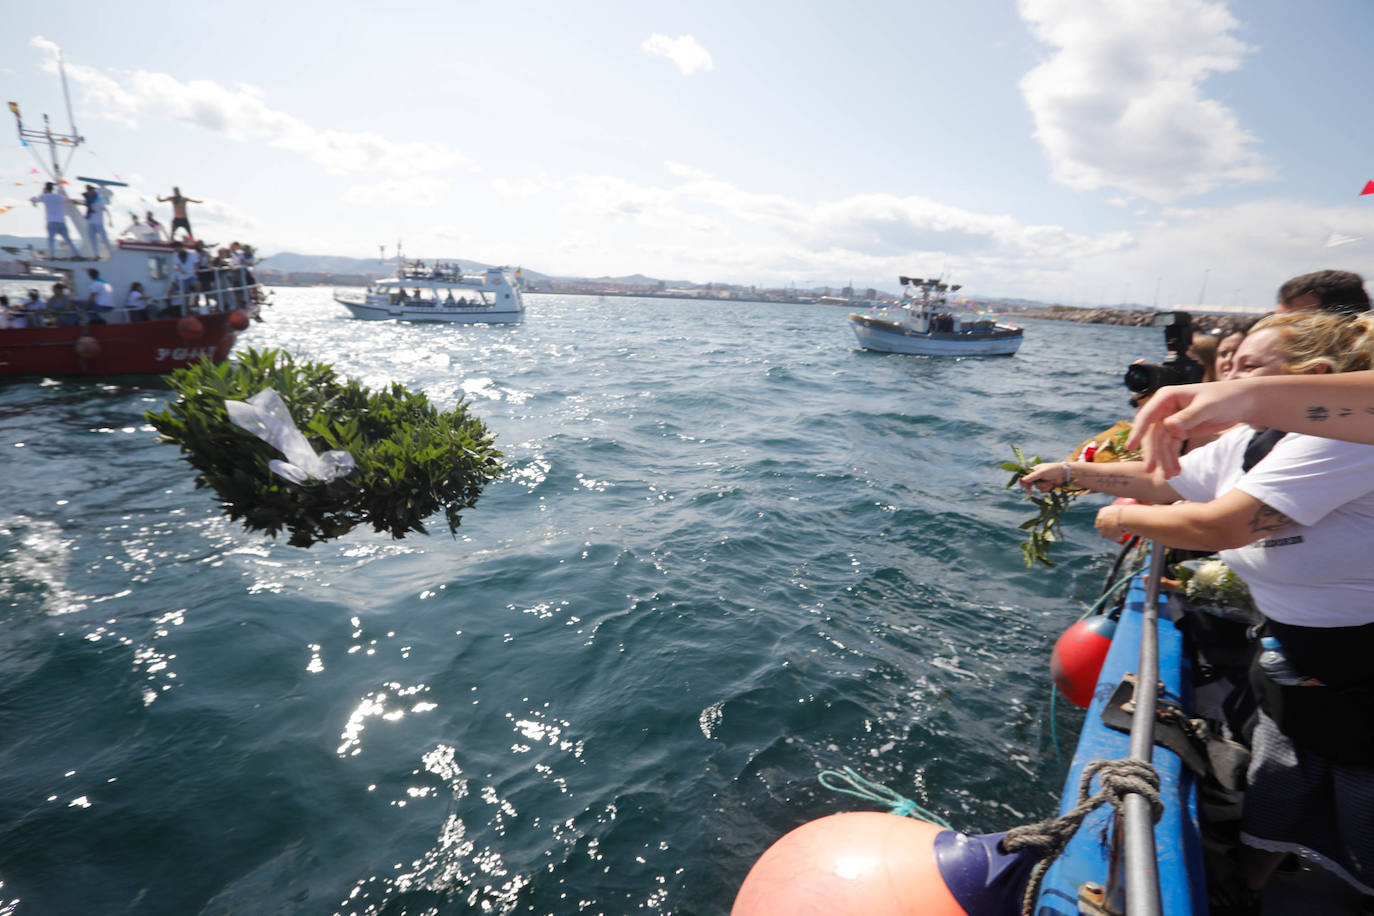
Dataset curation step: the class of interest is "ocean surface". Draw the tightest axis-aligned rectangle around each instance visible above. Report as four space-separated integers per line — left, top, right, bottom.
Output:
0 290 1174 915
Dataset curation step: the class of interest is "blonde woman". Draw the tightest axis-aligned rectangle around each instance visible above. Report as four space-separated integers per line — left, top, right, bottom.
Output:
1022 312 1374 905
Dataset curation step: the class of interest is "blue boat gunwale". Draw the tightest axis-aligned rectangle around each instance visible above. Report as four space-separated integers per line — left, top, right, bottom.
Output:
1036 573 1209 915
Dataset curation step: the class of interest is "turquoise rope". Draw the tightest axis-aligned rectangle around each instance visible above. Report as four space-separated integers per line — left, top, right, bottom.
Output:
1048 567 1144 765
818 766 954 829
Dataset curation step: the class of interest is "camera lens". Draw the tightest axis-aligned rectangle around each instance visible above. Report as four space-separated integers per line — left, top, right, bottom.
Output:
1123 363 1159 393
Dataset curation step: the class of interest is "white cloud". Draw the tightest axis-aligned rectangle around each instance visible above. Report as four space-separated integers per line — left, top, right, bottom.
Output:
641 34 714 77
1017 0 1273 202
344 177 452 207
30 36 470 176
665 161 713 180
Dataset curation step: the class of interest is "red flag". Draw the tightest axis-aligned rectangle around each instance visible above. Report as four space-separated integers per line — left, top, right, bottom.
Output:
1363 180 1374 196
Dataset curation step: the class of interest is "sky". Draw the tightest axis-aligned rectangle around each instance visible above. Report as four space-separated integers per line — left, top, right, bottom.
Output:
2 0 1372 307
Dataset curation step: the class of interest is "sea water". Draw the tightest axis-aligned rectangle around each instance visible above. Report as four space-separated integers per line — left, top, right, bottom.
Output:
0 290 1171 915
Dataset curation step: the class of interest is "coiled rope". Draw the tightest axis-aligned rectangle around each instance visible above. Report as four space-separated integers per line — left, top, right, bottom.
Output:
1002 758 1164 916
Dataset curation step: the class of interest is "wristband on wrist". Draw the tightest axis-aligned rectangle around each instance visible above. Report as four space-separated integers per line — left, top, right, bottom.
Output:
1116 505 1129 534
1061 461 1073 486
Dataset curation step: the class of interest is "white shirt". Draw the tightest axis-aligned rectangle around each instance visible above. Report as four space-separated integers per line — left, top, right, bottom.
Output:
1171 426 1374 626
89 278 115 309
172 250 197 280
32 191 66 223
127 289 146 309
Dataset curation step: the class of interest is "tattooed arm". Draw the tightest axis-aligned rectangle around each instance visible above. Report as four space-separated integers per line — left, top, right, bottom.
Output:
1128 372 1374 477
1019 458 1181 504
1093 488 1294 551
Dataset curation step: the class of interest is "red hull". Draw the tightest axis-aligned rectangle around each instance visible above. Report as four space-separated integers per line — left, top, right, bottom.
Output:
0 313 239 376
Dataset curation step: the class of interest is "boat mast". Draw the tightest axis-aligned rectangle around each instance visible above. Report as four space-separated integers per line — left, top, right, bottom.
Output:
9 50 84 186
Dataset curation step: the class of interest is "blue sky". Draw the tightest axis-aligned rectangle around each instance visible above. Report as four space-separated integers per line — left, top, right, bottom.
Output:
3 0 1372 306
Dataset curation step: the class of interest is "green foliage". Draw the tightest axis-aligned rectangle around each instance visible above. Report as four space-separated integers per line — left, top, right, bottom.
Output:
1000 444 1080 568
146 348 503 548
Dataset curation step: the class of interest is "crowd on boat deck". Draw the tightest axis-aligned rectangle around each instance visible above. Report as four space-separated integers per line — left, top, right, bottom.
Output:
27 182 202 259
0 240 263 328
398 259 463 282
1022 269 1374 915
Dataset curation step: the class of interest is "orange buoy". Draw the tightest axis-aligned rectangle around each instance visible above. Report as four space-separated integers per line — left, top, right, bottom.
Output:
733 812 1038 916
227 309 250 331
74 335 101 359
177 316 204 340
1051 614 1118 708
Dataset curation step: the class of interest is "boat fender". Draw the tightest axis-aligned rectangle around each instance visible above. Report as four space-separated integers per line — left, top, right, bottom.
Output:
74 335 101 360
227 309 250 331
1051 615 1118 708
177 316 204 340
732 812 1039 916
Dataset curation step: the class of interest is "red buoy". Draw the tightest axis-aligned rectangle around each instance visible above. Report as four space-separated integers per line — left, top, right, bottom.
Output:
177 316 204 340
74 335 101 360
227 309 250 331
1051 615 1118 708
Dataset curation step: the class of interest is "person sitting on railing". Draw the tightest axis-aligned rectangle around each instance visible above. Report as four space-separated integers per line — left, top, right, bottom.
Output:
49 282 79 327
1024 311 1374 910
126 282 149 322
22 288 50 326
144 211 167 241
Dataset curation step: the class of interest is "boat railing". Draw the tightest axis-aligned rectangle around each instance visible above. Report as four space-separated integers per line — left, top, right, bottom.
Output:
1117 542 1166 916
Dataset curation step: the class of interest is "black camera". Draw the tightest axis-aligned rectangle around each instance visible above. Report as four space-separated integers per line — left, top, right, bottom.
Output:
1123 311 1204 397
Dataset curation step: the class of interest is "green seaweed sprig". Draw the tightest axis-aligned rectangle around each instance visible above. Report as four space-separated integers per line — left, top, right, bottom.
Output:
1000 445 1080 568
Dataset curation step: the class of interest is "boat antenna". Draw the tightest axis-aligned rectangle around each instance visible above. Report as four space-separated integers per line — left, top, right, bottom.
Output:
10 46 85 184
59 50 79 149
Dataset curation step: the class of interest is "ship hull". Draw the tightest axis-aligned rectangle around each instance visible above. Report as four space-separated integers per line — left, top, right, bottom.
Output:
0 313 239 376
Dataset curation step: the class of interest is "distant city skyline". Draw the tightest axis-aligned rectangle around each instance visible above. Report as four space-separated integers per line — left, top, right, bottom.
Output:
2 1 1372 309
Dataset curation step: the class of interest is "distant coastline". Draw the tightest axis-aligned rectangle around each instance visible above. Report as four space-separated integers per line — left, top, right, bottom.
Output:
1002 304 1264 334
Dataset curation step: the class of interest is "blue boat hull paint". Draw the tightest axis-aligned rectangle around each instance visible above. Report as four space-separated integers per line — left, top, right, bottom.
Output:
1035 575 1209 915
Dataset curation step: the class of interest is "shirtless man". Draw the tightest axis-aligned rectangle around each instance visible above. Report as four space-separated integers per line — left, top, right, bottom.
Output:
157 186 203 240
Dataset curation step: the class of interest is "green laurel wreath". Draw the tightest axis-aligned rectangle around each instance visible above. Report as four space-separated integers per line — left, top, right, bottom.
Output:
147 348 503 548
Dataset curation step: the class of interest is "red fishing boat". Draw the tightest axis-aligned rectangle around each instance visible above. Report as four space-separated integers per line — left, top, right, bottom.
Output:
3 50 260 377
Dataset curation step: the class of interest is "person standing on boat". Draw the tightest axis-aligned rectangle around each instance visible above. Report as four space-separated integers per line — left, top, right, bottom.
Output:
157 187 202 240
84 184 112 258
29 182 78 259
1024 311 1374 909
87 268 116 322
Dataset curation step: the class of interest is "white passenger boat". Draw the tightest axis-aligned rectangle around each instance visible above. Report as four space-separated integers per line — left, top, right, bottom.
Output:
849 276 1023 356
333 264 524 324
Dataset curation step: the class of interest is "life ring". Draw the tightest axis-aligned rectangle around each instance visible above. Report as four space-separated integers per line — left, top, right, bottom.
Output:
227 310 250 331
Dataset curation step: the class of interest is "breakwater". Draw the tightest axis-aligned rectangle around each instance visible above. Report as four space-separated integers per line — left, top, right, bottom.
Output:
1004 305 1260 335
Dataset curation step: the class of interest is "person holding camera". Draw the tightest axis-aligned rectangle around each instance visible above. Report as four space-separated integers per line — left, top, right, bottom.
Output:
1024 311 1374 909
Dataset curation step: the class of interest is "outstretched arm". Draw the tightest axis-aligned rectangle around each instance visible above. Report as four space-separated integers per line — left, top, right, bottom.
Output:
1095 488 1295 552
1128 373 1374 477
156 195 169 202
1019 458 1181 504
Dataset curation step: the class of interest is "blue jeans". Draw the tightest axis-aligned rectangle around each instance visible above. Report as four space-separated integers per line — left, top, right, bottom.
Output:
46 221 76 257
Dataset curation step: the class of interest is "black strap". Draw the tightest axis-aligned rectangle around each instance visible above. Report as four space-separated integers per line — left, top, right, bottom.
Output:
1242 428 1286 472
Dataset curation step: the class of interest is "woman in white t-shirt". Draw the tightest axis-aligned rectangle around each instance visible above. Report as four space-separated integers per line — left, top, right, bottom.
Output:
1022 311 1374 905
